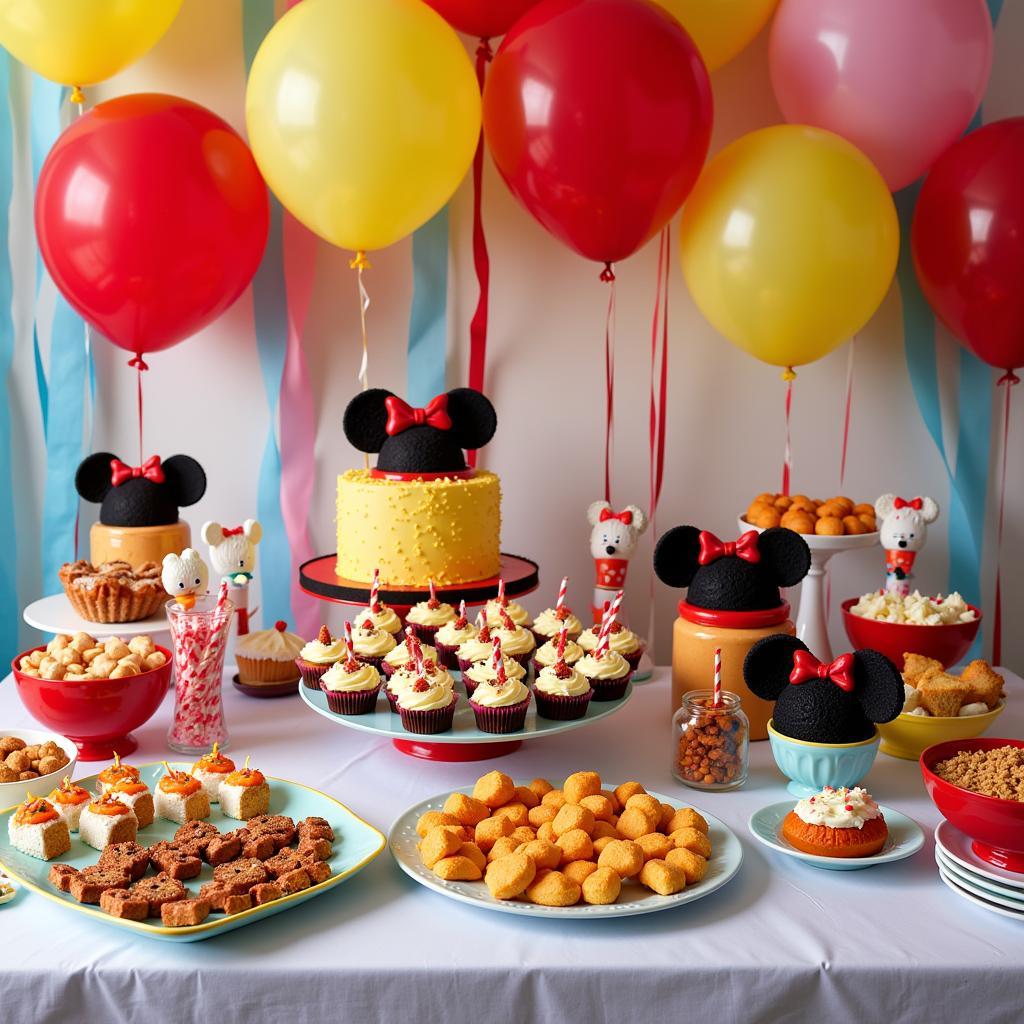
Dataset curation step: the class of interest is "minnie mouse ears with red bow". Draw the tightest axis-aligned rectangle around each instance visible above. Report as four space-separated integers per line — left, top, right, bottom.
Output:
76 452 206 528
343 388 497 474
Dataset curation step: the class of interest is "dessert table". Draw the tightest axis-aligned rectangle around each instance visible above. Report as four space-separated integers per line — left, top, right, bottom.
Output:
1 667 1022 1022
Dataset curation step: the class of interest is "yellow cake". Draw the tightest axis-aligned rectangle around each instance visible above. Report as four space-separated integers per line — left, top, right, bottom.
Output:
336 469 501 586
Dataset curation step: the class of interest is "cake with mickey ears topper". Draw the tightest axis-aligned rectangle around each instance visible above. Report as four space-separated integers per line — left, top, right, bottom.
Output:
337 388 501 587
75 452 206 569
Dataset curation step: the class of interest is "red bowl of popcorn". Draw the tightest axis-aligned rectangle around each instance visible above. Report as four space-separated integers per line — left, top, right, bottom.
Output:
10 640 172 761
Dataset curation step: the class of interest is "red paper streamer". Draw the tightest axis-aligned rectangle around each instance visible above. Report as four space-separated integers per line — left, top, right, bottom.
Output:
649 228 670 522
782 376 794 496
992 370 1018 665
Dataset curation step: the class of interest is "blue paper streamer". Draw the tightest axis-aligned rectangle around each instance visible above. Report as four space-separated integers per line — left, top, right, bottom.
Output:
0 54 19 667
408 206 450 404
244 0 293 628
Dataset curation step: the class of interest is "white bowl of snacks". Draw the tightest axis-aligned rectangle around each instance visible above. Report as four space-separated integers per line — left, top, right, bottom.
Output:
0 728 79 808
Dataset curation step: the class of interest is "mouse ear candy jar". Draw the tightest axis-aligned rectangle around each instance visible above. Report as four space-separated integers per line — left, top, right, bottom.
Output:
654 525 811 740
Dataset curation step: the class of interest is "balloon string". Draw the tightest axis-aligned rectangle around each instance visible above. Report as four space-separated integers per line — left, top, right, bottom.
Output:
70 85 84 106
992 369 1019 664
126 354 149 467
350 252 371 469
648 226 670 649
827 339 857 620
603 266 616 504
782 373 794 496
467 38 493 470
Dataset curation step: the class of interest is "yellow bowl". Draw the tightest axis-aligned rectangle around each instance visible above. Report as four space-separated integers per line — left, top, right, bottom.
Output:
878 702 1006 760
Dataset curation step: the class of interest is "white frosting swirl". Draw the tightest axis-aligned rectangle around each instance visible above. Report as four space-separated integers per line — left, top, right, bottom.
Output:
534 638 583 667
299 637 347 665
492 624 536 656
236 626 304 661
533 608 583 638
464 658 526 687
406 601 456 627
436 619 477 647
484 599 531 627
351 625 396 658
535 664 591 697
794 786 882 829
383 642 438 669
396 679 455 711
577 650 630 680
390 662 454 693
352 604 403 635
455 635 495 665
469 675 530 708
578 625 641 655
321 661 381 693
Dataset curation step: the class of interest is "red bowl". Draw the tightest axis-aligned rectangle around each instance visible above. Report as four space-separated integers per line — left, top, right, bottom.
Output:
921 737 1024 872
841 597 981 669
10 645 172 761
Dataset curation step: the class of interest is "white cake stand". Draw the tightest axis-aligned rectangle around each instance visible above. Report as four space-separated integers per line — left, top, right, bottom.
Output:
22 593 170 639
738 517 879 661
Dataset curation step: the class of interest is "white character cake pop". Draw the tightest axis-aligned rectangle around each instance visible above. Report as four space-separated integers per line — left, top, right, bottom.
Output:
874 494 940 596
586 500 648 624
202 519 262 635
162 548 209 610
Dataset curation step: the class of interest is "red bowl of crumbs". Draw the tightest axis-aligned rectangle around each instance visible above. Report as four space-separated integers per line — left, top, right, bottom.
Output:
920 737 1024 872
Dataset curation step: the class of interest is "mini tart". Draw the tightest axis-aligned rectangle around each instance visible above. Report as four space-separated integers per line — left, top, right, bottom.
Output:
235 621 303 684
484 598 531 628
531 607 584 645
533 662 593 721
405 598 457 643
434 616 478 668
781 812 888 859
58 560 164 624
320 659 382 715
396 678 458 735
578 623 644 669
576 650 632 702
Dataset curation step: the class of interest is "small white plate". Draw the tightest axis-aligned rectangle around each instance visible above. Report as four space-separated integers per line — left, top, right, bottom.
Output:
935 848 1024 907
747 801 924 871
936 864 1024 922
390 785 743 919
934 820 1024 890
22 594 170 638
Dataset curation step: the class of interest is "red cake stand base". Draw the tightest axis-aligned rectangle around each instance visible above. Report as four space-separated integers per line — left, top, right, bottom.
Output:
391 738 523 761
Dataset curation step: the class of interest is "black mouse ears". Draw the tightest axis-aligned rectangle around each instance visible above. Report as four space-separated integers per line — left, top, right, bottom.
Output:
343 387 497 454
75 453 206 507
652 525 811 590
744 634 904 722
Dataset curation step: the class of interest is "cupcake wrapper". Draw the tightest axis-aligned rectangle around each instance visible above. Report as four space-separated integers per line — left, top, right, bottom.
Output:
622 646 644 671
507 650 534 670
237 656 301 685
461 674 480 696
385 687 402 713
586 670 632 702
296 659 332 691
398 696 458 735
322 682 382 715
351 654 385 673
534 688 593 721
407 623 441 645
469 695 531 734
435 642 462 670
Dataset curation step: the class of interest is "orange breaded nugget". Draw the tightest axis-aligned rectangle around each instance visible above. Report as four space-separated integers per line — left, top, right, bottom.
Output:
443 792 490 827
473 770 516 809
616 806 658 840
433 855 483 881
487 836 524 862
520 839 561 870
659 803 675 831
541 789 567 810
513 785 540 809
485 851 536 900
436 823 474 843
529 778 554 798
510 826 536 845
493 802 530 829
592 820 619 841
665 847 708 884
582 865 621 906
601 789 621 813
624 793 662 821
537 821 556 843
557 861 595 888
419 826 463 868
902 652 943 686
562 771 602 805
593 835 616 855
552 804 596 837
459 842 487 871
528 804 557 828
636 832 674 861
670 827 712 858
525 869 581 907
639 859 686 895
556 828 594 864
666 808 708 835
416 810 461 837
474 815 514 852
614 781 645 806
597 839 644 878
579 794 615 822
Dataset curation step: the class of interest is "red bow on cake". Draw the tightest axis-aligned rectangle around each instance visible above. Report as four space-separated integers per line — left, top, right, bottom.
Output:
697 530 761 566
789 650 856 693
384 394 452 436
893 497 923 510
110 455 164 487
221 526 244 538
599 508 633 526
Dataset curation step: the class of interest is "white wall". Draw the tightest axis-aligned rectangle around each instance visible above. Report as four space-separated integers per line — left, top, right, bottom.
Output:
10 0 1024 668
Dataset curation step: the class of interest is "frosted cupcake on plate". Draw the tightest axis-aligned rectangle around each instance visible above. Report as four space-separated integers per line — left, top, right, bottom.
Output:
236 620 303 686
296 625 346 690
405 580 457 644
578 615 644 670
484 579 531 628
531 576 583 647
534 635 584 674
382 628 438 678
456 614 498 675
435 600 478 669
351 568 404 637
577 645 632 702
397 676 458 734
463 655 527 697
386 657 455 713
468 664 532 733
321 657 383 715
534 660 594 721
349 618 397 671
491 608 536 669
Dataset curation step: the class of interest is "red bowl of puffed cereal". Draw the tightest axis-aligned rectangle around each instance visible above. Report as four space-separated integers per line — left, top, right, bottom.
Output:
921 738 1024 873
10 633 172 762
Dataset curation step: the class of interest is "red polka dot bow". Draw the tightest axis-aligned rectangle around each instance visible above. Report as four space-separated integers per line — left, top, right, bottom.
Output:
697 529 761 566
789 650 856 693
384 394 452 436
110 455 164 487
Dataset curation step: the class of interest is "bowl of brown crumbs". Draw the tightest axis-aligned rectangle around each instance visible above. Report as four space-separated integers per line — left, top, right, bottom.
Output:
921 738 1024 872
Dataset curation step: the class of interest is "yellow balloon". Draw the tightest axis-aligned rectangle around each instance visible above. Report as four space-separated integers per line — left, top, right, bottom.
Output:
0 0 181 89
245 0 481 254
679 125 899 370
653 0 779 72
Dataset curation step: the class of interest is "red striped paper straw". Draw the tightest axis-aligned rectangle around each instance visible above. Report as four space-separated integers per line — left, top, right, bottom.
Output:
404 625 417 655
556 625 568 661
497 577 506 606
414 641 425 677
499 607 515 632
556 576 568 612
490 635 502 670
713 647 722 707
428 579 437 605
458 600 467 622
370 568 380 612
343 621 356 662
603 589 624 630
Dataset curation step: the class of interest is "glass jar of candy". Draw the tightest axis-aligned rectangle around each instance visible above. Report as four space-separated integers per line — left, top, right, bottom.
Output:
672 690 749 791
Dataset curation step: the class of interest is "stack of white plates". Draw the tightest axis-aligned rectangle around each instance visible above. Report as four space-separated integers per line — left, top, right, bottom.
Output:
934 820 1024 922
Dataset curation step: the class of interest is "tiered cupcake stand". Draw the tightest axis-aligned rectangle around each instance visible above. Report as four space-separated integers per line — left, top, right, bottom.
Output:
298 552 634 761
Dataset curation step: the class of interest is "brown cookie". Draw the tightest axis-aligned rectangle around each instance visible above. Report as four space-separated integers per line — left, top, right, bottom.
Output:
297 816 334 842
278 867 311 895
234 828 276 861
264 849 305 879
250 881 283 906
100 888 149 921
223 893 252 914
48 863 79 892
161 897 211 927
129 872 188 915
304 860 332 885
213 857 268 895
147 841 202 880
204 832 242 866
296 837 332 862
99 841 151 881
198 882 230 912
70 868 131 905
246 815 296 849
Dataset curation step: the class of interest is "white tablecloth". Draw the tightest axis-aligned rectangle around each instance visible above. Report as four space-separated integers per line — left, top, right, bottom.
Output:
1 666 1022 1024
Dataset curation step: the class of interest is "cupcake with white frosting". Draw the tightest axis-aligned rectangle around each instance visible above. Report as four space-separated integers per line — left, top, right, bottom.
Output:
386 658 455 712
456 614 498 674
576 649 632 702
382 631 438 677
463 656 527 697
349 618 397 671
320 657 382 715
435 600 478 668
578 621 644 670
468 665 531 733
533 636 584 673
397 676 458 734
484 580 531 628
296 625 347 690
531 578 582 646
491 608 536 668
406 580 457 644
236 620 304 686
534 660 593 720
350 601 403 638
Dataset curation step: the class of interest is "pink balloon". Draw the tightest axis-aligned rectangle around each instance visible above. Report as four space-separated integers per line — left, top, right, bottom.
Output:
770 0 993 191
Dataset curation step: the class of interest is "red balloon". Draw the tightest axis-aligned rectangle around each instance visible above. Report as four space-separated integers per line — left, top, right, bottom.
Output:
423 0 542 38
35 93 269 358
483 0 712 265
912 117 1024 372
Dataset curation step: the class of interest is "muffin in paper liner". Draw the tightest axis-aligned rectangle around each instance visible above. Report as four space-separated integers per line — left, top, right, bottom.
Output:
469 694 531 734
296 659 333 691
398 695 458 735
533 687 593 721
321 680 382 715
